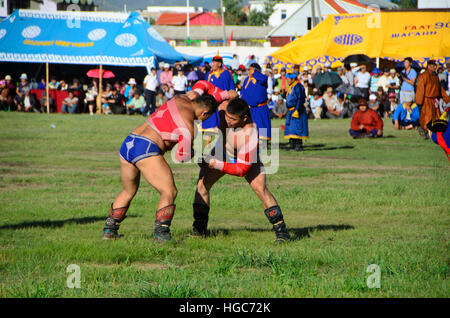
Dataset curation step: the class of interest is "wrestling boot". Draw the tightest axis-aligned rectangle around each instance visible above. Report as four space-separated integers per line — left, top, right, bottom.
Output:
190 203 210 237
102 204 128 240
285 138 295 151
153 204 176 243
264 205 291 243
294 139 304 152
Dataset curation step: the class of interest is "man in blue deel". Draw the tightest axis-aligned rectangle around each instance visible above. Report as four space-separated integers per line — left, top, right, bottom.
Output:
240 63 271 144
284 72 308 151
201 55 236 133
392 93 420 130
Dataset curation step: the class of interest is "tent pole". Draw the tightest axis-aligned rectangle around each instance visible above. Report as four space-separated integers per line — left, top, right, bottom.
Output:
46 63 50 114
376 57 380 69
97 64 103 114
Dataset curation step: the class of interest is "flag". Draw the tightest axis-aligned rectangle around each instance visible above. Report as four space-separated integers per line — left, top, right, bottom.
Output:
228 30 233 46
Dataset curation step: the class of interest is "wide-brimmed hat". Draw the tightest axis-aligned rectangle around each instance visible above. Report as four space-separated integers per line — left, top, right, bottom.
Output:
5 75 12 80
358 99 368 107
286 73 298 79
369 94 377 100
274 87 280 93
164 63 170 68
128 78 137 85
20 73 28 80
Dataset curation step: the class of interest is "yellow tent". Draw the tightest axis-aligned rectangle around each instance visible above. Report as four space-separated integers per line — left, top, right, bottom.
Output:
269 11 450 68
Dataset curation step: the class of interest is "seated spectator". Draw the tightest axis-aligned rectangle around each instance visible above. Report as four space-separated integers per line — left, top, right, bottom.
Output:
62 90 79 114
124 78 137 105
341 94 358 118
15 87 39 112
126 91 146 115
368 94 380 115
392 94 420 130
40 91 55 113
17 73 30 95
106 87 125 114
162 83 174 100
386 92 398 118
271 97 287 119
323 87 341 118
101 84 113 114
349 99 383 138
0 80 14 111
310 91 325 120
155 91 167 109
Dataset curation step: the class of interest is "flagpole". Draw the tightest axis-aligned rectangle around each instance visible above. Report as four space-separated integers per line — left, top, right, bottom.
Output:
186 0 190 46
220 0 226 44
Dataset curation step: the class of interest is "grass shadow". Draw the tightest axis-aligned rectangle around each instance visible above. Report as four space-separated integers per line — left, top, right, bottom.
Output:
280 142 355 151
204 224 354 241
0 215 136 230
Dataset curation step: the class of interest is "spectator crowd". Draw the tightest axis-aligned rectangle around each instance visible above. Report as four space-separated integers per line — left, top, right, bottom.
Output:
1 55 449 140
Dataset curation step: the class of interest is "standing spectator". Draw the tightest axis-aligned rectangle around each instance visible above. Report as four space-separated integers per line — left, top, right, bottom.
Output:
143 68 159 115
264 68 274 99
386 68 400 96
37 77 46 90
240 63 271 142
399 57 417 104
277 68 288 97
172 69 188 95
198 63 207 81
415 59 450 136
354 64 371 100
386 92 398 118
349 99 383 138
337 67 348 85
160 63 173 88
284 72 308 151
392 94 420 130
48 76 59 89
245 54 257 68
343 64 355 87
85 80 98 115
61 90 79 114
341 94 357 118
375 87 389 118
206 55 235 90
377 68 390 93
124 78 137 105
310 91 324 120
369 68 381 94
231 54 240 71
59 80 69 91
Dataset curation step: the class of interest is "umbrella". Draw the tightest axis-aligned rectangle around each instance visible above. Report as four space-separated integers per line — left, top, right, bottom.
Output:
87 69 115 79
187 71 199 81
313 71 343 89
335 84 363 97
342 54 374 65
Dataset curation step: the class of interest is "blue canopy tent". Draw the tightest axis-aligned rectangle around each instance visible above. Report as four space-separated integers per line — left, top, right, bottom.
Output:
0 10 201 66
0 9 201 113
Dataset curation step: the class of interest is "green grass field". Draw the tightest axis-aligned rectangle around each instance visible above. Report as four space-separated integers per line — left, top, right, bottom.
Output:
0 112 448 298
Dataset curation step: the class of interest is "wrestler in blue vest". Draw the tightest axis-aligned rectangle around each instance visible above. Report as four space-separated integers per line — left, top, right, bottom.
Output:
201 55 236 132
284 73 308 151
240 63 271 142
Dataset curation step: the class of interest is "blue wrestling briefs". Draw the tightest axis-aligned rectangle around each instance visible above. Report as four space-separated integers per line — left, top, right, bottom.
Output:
119 133 163 165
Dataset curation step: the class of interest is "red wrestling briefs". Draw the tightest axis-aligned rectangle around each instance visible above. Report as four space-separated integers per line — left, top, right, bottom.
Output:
211 125 259 177
192 80 230 103
146 98 192 163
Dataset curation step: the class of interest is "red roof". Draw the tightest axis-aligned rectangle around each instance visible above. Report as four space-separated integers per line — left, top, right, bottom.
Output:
155 12 222 26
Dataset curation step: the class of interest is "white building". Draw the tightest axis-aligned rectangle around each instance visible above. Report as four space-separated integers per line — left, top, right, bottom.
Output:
145 6 203 13
266 0 375 46
418 0 450 9
1 0 7 19
249 0 304 27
